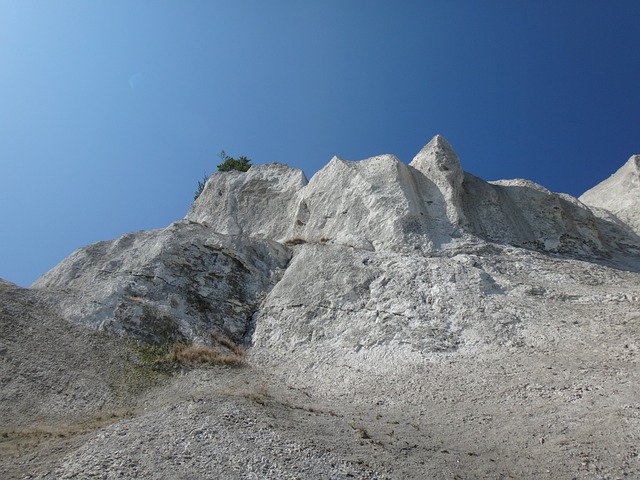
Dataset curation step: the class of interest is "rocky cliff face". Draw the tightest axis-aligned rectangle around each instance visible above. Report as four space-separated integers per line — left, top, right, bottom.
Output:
33 221 290 345
7 135 640 479
32 135 640 357
579 154 640 236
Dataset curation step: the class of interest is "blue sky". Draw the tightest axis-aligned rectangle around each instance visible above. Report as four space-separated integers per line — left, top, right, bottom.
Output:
1 1 639 286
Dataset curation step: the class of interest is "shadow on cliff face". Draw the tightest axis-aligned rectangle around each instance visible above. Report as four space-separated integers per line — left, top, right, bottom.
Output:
461 173 640 270
31 222 292 346
25 137 640 356
402 164 460 250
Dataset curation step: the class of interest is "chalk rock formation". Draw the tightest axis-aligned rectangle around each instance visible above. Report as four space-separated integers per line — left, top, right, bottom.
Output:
410 135 467 229
462 175 614 256
8 135 640 479
284 153 452 251
186 136 636 258
33 221 290 344
580 155 640 236
187 162 307 240
30 136 640 355
187 152 458 252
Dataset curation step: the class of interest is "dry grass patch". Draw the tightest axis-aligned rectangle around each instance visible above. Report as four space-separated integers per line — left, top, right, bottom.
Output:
165 343 247 367
238 386 271 405
211 333 246 357
284 236 307 245
134 333 248 371
0 410 134 458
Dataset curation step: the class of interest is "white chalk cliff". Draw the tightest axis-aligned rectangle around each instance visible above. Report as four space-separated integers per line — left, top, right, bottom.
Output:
579 154 640 236
31 135 640 366
8 135 640 478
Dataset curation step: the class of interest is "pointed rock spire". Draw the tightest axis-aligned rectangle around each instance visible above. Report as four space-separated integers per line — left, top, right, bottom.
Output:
409 135 467 228
410 135 462 176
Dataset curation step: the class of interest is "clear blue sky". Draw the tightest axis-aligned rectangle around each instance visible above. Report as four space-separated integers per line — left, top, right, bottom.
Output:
1 1 639 286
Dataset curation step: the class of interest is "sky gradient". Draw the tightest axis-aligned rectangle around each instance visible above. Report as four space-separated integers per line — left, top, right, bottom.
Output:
1 1 639 286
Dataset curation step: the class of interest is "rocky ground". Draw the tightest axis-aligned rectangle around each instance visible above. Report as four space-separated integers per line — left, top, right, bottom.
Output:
2 265 639 479
2 138 639 478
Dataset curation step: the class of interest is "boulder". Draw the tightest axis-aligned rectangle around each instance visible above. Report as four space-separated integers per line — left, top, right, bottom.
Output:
32 221 291 344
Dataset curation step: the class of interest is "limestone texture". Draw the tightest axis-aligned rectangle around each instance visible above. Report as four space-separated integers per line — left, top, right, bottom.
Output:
32 221 291 345
580 154 640 235
3 135 640 479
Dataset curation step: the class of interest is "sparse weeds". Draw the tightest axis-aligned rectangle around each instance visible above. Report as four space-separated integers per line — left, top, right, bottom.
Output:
211 333 246 357
127 295 146 304
0 410 135 457
133 333 248 372
349 420 371 439
284 237 307 245
165 343 246 368
239 386 271 405
285 236 332 245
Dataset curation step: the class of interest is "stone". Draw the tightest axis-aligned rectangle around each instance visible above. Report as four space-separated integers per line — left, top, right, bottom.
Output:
186 162 308 240
32 221 291 344
284 153 445 252
409 134 467 230
579 155 640 236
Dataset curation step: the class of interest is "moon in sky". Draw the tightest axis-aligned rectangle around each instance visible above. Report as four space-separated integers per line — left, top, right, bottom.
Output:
129 73 144 91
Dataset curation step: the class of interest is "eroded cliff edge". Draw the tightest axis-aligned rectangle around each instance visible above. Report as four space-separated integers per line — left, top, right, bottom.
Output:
30 135 640 360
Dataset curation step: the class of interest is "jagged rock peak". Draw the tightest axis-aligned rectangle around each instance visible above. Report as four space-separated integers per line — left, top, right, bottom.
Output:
182 137 640 259
579 154 640 236
410 134 462 175
410 135 466 228
186 162 308 239
287 152 442 251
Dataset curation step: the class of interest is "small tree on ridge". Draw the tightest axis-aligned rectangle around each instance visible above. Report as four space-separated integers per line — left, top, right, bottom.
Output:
216 150 252 172
194 151 252 201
